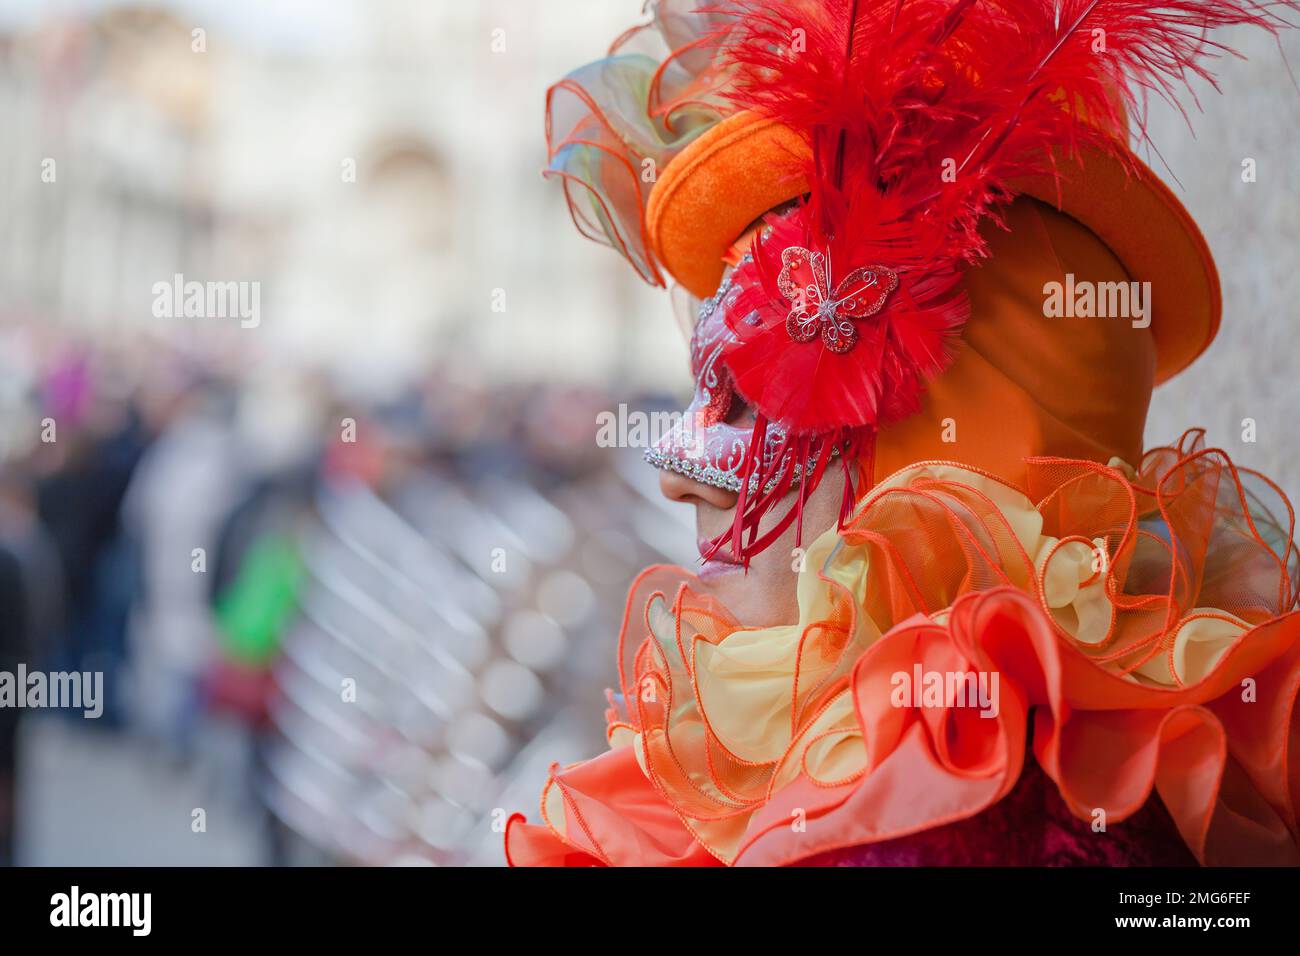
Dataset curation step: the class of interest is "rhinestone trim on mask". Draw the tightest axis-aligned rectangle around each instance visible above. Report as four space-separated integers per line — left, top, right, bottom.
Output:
642 444 837 495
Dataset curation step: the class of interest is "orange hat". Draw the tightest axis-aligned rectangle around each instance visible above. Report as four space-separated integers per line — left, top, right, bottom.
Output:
544 0 1275 563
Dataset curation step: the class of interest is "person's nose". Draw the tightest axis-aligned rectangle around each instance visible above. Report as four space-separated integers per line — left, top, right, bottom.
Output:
658 467 739 511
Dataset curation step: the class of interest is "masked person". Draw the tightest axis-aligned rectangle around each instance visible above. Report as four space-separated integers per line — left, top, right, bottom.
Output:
507 0 1300 866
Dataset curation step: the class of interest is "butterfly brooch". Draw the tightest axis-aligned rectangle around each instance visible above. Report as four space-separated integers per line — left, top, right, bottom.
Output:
777 246 899 354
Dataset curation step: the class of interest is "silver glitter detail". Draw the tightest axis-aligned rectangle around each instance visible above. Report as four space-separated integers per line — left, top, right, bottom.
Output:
697 273 734 323
642 445 838 495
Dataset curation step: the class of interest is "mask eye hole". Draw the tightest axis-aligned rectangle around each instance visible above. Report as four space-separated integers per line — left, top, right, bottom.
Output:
724 390 756 428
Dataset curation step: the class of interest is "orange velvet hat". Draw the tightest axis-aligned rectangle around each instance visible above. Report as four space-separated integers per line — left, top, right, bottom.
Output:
646 109 1218 386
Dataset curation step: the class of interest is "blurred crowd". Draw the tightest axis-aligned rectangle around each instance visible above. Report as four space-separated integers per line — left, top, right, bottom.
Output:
0 329 693 866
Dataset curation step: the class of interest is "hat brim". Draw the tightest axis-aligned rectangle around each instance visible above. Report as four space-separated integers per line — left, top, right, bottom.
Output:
645 111 1219 385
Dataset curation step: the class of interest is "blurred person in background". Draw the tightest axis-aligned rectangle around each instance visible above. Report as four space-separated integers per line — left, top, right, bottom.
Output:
0 470 64 865
506 0 1300 867
0 544 23 865
121 369 247 754
32 352 149 728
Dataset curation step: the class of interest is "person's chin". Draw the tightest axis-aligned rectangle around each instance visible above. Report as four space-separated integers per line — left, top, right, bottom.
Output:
689 555 746 611
689 537 798 624
688 562 778 625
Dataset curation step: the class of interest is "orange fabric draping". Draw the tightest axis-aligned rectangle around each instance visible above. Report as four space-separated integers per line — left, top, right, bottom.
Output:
507 433 1300 866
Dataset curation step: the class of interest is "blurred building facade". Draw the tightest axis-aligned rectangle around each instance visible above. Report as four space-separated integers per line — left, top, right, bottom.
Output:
0 0 685 399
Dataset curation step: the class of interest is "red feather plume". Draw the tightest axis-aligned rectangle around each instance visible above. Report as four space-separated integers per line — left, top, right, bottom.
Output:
725 198 967 434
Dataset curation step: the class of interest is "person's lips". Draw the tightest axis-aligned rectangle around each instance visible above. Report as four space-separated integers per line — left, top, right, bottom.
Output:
697 536 742 581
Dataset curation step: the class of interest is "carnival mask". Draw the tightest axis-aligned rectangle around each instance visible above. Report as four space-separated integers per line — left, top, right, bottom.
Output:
643 260 817 498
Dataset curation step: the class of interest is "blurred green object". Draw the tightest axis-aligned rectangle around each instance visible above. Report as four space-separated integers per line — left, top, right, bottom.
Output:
214 534 304 666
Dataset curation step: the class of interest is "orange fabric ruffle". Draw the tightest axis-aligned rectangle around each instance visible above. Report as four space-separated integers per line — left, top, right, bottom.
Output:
507 432 1300 866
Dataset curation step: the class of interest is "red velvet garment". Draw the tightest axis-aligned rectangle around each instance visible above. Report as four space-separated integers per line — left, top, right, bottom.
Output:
800 757 1197 867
